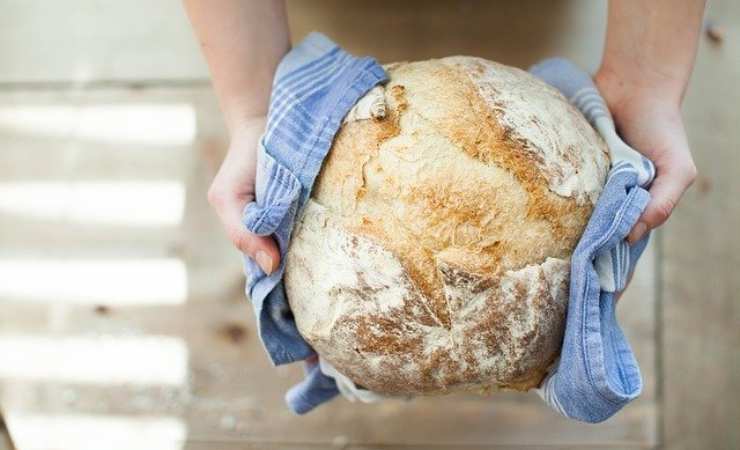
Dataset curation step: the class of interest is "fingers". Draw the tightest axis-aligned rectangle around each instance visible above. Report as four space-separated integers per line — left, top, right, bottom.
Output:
206 117 280 274
627 157 697 244
208 185 281 275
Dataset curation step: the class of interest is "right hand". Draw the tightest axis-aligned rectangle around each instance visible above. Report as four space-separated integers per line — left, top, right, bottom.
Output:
207 116 280 275
594 70 698 245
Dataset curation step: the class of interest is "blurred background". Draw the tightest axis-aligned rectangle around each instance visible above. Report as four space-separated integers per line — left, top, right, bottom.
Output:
0 1 737 449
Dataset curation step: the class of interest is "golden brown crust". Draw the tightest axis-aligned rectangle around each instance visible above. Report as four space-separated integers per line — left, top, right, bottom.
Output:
287 57 609 395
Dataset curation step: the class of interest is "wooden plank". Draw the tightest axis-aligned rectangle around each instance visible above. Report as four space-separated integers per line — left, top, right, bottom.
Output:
0 87 656 448
0 0 663 441
0 0 208 84
0 0 607 85
661 1 740 449
184 445 650 450
286 0 607 70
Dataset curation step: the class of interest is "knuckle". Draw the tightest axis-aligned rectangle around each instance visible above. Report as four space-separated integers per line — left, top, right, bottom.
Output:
670 155 698 185
652 197 676 224
684 160 698 184
207 184 224 208
230 231 253 255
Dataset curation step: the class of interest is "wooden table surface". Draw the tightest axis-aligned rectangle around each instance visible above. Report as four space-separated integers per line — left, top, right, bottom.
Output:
0 1 736 449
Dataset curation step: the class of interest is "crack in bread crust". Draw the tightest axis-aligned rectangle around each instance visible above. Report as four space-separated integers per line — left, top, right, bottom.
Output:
286 202 570 394
286 57 609 395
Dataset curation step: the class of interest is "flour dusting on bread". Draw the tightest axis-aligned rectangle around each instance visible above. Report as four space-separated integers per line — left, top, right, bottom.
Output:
285 57 609 395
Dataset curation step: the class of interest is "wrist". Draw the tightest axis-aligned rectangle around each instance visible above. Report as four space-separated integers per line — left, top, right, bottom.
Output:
596 48 689 101
222 97 268 134
229 115 267 141
594 65 683 122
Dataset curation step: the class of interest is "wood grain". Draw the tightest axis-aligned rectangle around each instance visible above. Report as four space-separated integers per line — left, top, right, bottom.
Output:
660 1 740 449
0 85 656 449
8 0 740 448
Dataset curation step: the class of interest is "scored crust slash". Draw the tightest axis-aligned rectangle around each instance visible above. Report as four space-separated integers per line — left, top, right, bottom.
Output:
285 56 610 396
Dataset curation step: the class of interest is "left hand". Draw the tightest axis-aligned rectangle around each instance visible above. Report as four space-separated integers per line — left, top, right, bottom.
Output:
207 116 280 275
595 70 698 244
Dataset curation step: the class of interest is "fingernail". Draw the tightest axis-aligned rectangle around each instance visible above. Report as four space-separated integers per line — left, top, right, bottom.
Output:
629 222 648 244
255 251 274 275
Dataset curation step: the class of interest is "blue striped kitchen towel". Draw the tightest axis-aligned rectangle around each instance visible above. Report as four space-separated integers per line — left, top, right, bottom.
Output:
241 32 656 420
240 32 387 413
530 58 655 423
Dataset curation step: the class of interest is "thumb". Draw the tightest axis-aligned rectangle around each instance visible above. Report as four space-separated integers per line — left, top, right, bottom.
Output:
209 190 281 275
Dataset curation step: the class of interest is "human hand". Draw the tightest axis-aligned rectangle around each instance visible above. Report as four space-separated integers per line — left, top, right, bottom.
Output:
207 116 280 274
595 71 698 244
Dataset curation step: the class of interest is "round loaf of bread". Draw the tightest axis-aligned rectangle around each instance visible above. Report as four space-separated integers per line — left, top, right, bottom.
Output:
284 56 610 396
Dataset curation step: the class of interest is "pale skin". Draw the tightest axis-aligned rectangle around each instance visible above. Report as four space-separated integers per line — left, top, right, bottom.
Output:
183 0 703 276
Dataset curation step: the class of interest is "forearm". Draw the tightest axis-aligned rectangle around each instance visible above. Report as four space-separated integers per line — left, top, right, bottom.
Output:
183 0 290 133
597 0 705 108
593 0 702 244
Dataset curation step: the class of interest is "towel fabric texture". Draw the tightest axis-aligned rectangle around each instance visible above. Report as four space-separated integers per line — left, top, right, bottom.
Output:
530 58 654 423
241 31 386 414
242 32 655 422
